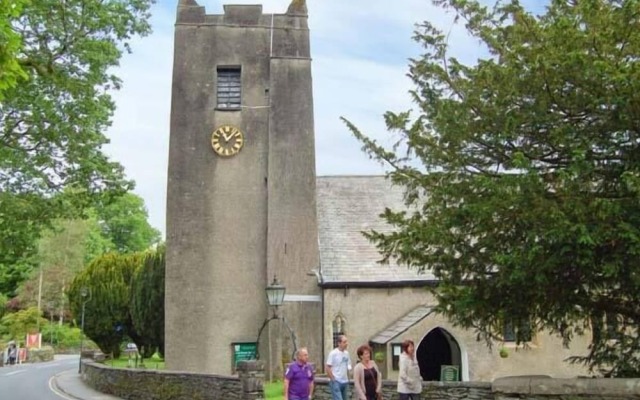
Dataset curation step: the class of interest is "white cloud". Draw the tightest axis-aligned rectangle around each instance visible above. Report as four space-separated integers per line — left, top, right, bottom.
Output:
104 0 489 236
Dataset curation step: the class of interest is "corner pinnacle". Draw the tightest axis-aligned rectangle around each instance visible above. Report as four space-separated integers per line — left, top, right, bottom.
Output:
178 0 199 7
287 0 307 15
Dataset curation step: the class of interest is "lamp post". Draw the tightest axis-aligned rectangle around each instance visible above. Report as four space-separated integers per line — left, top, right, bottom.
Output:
265 275 286 314
78 287 91 373
266 276 284 381
255 275 300 381
48 302 55 346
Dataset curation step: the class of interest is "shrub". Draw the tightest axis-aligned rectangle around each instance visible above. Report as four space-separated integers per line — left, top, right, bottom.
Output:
68 252 144 358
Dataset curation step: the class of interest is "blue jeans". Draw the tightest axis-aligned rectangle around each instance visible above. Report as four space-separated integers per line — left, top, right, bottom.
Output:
329 380 349 400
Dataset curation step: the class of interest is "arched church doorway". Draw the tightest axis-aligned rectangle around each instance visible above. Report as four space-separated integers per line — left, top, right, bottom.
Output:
416 328 462 381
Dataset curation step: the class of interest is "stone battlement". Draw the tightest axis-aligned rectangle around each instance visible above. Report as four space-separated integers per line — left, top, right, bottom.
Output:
177 1 307 26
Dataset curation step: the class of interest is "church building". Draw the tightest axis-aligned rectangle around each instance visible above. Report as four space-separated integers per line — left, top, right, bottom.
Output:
165 0 592 381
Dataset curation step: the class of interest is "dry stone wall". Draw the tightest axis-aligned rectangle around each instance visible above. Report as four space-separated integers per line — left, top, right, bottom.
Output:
82 360 640 400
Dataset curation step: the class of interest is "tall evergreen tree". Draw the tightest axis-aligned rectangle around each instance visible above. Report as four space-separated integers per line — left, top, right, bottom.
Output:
346 0 640 376
68 252 143 357
131 245 165 357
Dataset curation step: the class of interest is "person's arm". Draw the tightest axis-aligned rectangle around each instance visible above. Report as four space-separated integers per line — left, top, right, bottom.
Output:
353 364 367 400
284 378 290 400
326 364 335 381
326 352 336 381
309 380 314 399
398 355 414 390
374 362 382 393
398 355 408 382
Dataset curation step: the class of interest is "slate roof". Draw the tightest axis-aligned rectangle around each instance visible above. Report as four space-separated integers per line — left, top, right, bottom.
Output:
369 305 435 344
316 175 436 284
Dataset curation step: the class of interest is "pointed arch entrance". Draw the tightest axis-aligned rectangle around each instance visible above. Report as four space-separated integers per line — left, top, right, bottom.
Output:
416 328 462 381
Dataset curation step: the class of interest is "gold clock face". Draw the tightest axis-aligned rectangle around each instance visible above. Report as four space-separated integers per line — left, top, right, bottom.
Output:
211 125 244 157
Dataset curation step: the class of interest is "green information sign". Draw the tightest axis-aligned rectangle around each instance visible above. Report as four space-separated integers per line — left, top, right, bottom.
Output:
233 342 257 367
440 365 459 382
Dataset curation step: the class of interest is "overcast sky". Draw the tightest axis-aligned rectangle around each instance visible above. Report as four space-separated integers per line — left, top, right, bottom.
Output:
103 0 544 236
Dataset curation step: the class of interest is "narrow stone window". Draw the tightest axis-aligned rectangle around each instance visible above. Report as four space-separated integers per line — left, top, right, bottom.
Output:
217 67 241 109
503 320 532 342
332 315 346 348
503 322 516 342
605 312 621 340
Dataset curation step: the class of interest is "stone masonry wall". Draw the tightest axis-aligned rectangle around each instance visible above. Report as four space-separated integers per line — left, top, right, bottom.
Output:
493 376 640 400
83 360 640 400
83 361 243 400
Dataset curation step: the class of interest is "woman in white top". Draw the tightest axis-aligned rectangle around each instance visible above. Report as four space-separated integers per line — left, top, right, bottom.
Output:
397 340 422 400
353 344 382 400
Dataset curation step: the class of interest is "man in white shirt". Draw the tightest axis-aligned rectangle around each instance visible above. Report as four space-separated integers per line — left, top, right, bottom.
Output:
326 335 352 400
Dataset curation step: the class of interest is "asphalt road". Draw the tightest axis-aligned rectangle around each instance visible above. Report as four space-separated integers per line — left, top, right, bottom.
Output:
0 354 79 400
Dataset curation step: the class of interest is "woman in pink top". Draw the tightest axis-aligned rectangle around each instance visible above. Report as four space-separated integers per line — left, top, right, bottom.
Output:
353 344 382 400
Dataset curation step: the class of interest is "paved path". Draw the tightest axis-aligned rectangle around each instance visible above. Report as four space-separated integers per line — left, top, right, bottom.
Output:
0 355 122 400
52 367 122 400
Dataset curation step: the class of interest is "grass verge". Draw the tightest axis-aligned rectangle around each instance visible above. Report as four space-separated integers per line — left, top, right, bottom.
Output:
265 380 284 400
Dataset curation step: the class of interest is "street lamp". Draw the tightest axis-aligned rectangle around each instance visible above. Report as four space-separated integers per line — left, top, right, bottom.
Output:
47 302 55 346
255 275 297 380
78 287 91 373
265 275 286 315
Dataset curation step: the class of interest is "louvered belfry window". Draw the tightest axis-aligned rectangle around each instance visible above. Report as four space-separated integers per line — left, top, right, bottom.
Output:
217 67 241 109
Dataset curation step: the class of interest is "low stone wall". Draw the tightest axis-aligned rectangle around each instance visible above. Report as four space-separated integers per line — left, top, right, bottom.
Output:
494 376 640 400
83 361 244 400
82 360 640 400
27 346 55 363
311 378 492 400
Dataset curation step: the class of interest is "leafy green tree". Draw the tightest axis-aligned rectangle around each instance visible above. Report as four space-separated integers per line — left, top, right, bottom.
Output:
15 218 112 320
1 0 152 195
68 252 143 357
0 293 7 319
346 0 640 377
0 307 46 340
0 0 27 97
83 212 116 265
41 322 84 350
0 0 153 297
0 193 47 297
97 193 161 254
131 245 165 357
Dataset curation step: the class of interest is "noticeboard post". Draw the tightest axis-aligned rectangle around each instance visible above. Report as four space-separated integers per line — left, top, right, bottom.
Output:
440 365 459 382
232 342 257 371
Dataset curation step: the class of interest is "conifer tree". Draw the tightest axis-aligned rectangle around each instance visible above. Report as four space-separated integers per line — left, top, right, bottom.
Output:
346 0 640 376
131 245 165 357
68 253 143 357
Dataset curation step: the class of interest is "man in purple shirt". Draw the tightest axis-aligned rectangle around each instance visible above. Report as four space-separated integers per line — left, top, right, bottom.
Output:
285 347 315 400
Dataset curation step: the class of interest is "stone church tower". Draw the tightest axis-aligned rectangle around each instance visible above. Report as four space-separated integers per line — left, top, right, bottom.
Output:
165 0 321 374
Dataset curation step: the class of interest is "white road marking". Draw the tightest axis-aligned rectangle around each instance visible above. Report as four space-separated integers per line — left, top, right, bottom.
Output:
49 375 76 400
5 369 27 376
37 362 63 369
